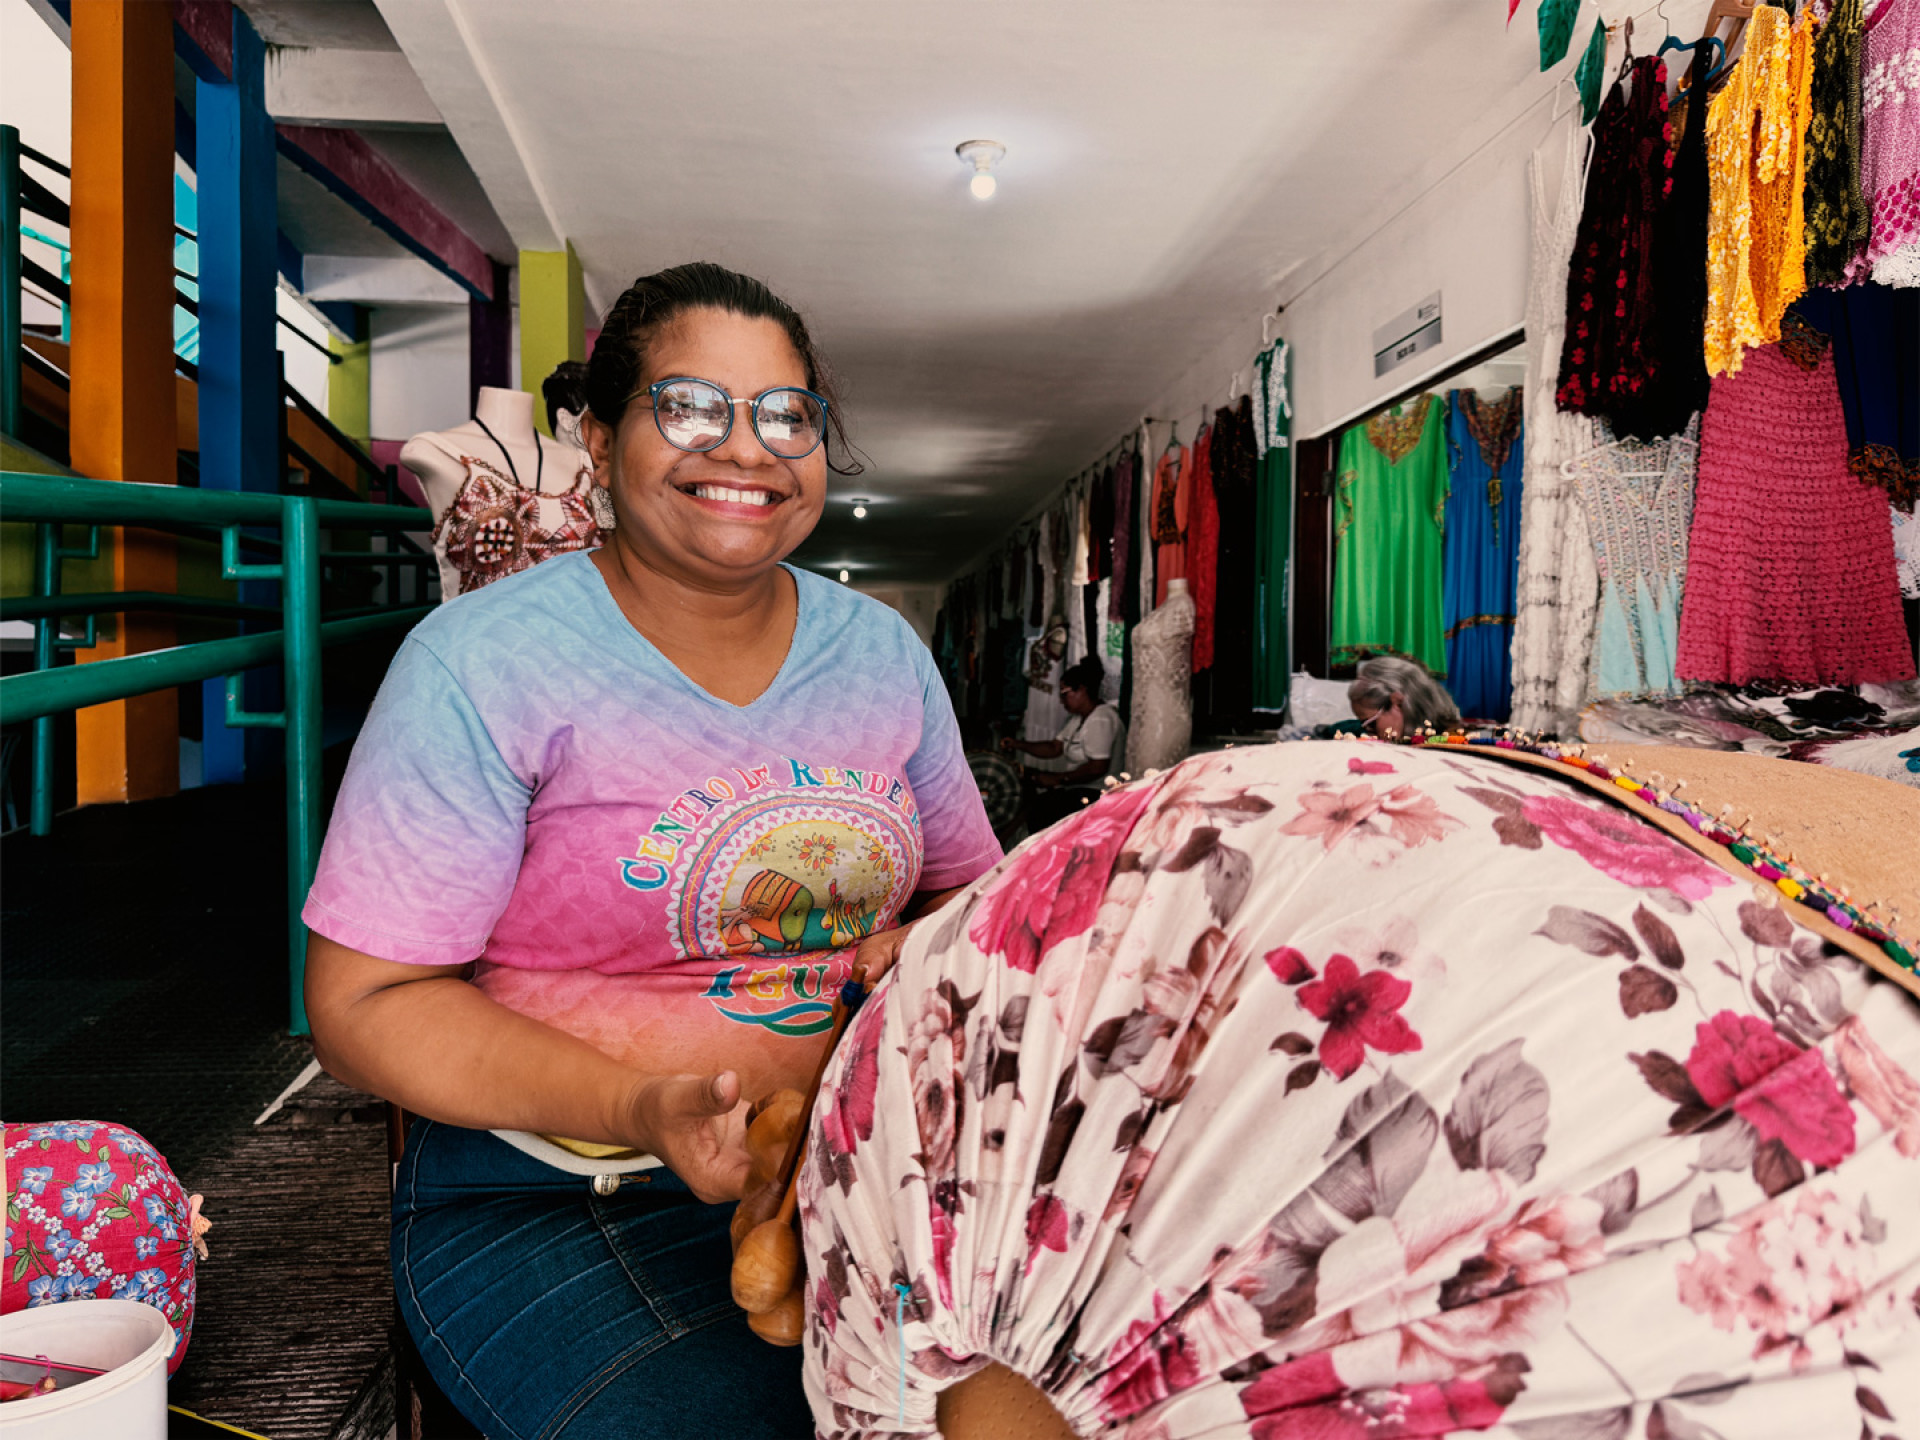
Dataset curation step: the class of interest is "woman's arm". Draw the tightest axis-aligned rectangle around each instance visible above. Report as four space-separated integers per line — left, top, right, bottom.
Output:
1002 737 1064 759
1049 756 1111 785
306 934 750 1202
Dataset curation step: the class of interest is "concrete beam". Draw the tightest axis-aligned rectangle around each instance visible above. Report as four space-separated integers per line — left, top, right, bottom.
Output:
302 252 468 305
265 47 442 129
276 122 493 298
372 0 561 251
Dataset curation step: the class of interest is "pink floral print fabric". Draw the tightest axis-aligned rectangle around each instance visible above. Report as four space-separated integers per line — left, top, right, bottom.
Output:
799 741 1920 1438
3 1122 200 1372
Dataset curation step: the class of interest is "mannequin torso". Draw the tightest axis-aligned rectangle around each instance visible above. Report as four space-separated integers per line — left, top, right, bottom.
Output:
1129 577 1196 772
402 387 598 599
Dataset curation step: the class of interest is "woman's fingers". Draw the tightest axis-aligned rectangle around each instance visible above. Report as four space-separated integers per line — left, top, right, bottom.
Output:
852 925 910 984
632 1072 753 1203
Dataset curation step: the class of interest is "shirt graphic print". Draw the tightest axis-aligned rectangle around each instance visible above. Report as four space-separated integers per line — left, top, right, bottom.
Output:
629 751 924 1037
303 554 1002 1094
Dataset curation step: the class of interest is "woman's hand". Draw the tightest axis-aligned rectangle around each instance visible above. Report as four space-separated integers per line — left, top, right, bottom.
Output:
851 924 914 985
624 1072 753 1204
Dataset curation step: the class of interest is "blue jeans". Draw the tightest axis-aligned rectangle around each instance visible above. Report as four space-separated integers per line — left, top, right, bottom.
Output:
393 1121 812 1439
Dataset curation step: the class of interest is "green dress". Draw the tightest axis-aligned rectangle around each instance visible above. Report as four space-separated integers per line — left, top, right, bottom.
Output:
1332 393 1449 674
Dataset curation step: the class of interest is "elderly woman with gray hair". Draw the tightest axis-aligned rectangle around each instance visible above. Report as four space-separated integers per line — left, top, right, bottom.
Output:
1347 653 1461 739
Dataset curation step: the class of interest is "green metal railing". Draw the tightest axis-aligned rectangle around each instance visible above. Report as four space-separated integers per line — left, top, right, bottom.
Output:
1 471 435 1034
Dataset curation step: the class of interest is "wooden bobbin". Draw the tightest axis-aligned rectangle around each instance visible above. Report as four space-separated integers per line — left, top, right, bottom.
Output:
727 972 868 1342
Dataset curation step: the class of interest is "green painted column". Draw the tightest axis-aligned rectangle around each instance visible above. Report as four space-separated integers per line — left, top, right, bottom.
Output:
518 243 583 436
327 304 370 452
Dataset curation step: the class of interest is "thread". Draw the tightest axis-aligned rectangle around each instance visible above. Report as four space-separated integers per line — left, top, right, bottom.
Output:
894 1281 912 1424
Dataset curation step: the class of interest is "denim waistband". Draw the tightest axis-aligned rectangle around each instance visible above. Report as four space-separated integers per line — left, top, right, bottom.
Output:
399 1120 694 1204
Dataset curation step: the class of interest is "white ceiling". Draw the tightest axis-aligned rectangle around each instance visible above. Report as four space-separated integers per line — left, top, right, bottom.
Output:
367 0 1557 582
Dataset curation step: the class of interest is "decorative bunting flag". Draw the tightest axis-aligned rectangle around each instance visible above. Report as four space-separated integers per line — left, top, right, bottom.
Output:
1509 0 1523 26
1538 0 1579 68
1574 16 1609 123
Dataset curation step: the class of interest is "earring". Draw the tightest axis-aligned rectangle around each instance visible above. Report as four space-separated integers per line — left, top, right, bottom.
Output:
590 485 616 531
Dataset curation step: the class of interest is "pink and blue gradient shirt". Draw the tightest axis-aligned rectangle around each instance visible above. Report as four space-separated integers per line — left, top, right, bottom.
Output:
303 554 1002 1087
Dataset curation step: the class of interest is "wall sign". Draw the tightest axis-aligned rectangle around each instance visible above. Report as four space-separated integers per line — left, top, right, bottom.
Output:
1372 292 1443 378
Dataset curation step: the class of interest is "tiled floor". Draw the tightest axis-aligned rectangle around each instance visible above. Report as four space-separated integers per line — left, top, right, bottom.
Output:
4 771 393 1440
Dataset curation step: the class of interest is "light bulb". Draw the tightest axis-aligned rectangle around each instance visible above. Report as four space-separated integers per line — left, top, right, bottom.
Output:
852 503 868 518
838 569 850 583
969 172 997 201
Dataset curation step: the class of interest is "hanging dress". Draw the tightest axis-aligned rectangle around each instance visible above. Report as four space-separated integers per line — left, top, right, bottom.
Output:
1513 115 1605 734
1676 340 1915 687
1556 54 1674 425
1704 3 1797 376
1566 419 1699 699
1855 0 1920 286
1804 0 1873 284
1748 5 1818 340
1615 80 1712 440
1790 280 1920 509
1150 445 1190 608
1251 339 1293 713
1183 424 1218 674
431 444 599 600
1332 393 1449 675
1443 388 1525 720
1209 398 1259 722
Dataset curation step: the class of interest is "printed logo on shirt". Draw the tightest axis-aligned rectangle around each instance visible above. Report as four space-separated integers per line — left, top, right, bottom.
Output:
616 757 923 1036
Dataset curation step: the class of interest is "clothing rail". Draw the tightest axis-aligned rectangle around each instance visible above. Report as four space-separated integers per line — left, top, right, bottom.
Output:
0 470 435 1034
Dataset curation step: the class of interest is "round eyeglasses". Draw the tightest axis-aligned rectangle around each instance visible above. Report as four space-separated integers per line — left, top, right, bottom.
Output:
641 376 829 460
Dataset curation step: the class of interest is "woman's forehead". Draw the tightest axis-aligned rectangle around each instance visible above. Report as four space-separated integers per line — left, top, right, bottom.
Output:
642 309 805 390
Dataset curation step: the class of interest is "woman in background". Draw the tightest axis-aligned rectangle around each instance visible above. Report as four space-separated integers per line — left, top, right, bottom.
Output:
1346 652 1461 739
1002 657 1126 827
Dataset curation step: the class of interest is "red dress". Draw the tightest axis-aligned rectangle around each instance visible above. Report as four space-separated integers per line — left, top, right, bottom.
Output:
1675 340 1914 686
1183 424 1218 672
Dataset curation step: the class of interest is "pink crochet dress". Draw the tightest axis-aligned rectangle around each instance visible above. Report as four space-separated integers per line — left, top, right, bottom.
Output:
1676 341 1915 686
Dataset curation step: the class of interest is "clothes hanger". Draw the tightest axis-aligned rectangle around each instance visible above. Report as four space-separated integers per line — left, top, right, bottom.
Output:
1614 14 1637 84
1696 0 1761 85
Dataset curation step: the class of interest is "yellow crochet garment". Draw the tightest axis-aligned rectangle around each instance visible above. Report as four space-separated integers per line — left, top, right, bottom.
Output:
1704 5 1819 377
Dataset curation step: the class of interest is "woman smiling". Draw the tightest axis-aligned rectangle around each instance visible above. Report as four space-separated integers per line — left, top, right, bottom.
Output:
301 264 1001 1438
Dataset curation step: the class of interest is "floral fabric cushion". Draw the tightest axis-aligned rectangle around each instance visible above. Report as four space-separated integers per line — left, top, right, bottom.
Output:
800 741 1920 1438
3 1122 199 1373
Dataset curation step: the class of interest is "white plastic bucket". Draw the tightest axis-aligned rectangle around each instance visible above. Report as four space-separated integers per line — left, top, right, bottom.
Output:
0 1299 173 1440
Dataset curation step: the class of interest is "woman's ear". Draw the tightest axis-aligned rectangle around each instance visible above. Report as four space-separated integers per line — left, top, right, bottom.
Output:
582 411 616 480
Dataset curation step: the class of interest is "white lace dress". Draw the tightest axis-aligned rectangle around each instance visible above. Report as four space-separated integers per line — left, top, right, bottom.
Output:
1126 582 1195 773
1511 114 1606 736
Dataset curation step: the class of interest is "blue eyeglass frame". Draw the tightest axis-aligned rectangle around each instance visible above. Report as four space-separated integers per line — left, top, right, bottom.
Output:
640 375 832 460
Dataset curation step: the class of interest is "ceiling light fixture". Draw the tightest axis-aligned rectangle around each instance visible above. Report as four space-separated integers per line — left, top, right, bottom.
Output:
956 140 1005 201
852 499 869 518
838 569 850 583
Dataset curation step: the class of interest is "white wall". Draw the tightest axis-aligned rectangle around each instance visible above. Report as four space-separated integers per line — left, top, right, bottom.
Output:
1277 0 1718 439
369 303 469 439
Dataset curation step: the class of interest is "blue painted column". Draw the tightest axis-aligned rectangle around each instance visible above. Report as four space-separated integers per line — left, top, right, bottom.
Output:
195 7 278 786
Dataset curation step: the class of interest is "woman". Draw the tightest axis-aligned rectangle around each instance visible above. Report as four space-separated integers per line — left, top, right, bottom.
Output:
302 264 1002 1438
1001 657 1126 828
1346 652 1460 739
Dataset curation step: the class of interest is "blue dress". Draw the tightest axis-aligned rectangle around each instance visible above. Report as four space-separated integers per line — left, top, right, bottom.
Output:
1443 389 1525 721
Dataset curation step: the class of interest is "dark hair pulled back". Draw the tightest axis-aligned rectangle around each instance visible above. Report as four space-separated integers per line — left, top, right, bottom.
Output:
1061 657 1107 698
584 261 863 476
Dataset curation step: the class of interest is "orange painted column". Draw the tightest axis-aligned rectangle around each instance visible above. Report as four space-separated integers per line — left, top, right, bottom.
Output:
69 0 179 805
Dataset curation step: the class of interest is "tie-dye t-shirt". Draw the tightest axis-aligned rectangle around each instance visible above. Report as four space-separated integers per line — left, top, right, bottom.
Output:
302 553 1001 1094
